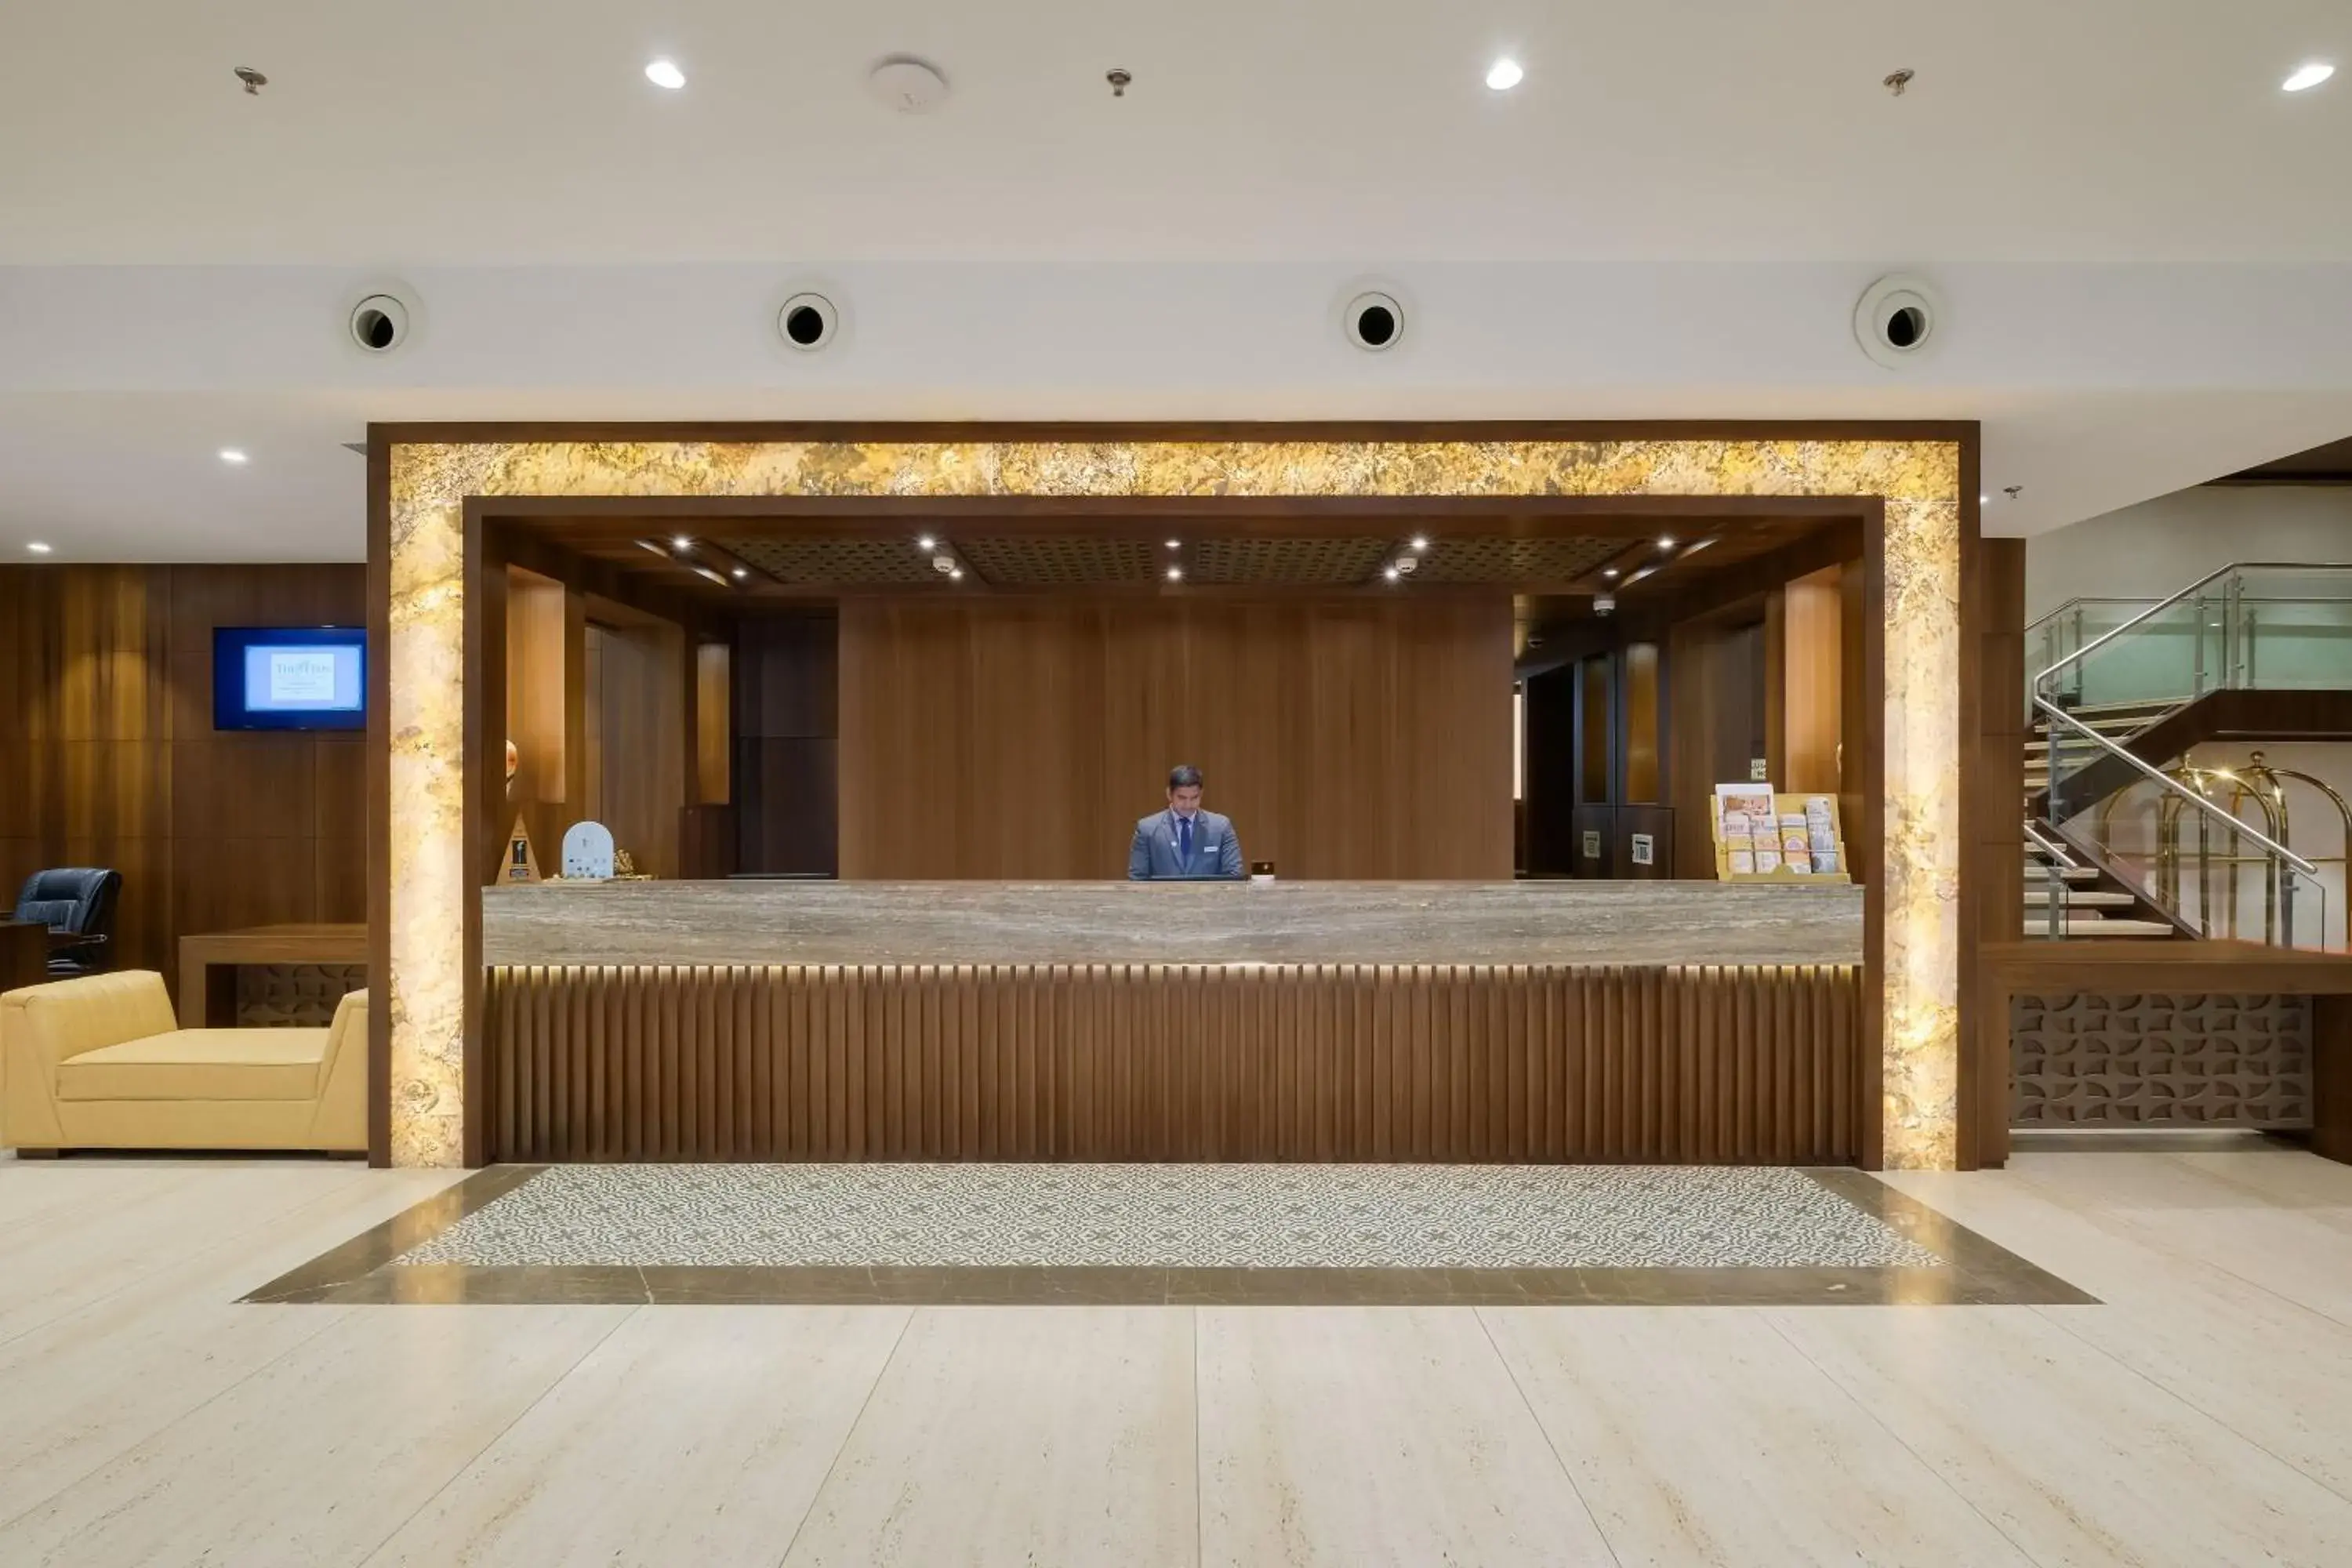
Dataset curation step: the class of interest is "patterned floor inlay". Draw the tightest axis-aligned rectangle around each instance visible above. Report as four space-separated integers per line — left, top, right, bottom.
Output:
245 1164 2094 1307
395 1164 1943 1269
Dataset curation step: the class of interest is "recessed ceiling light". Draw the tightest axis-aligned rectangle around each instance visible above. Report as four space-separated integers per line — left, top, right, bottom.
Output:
1980 492 1990 504
1409 535 1429 551
1602 568 1619 579
1165 539 1181 550
1167 565 1184 582
731 566 748 579
218 448 248 464
1485 58 1523 92
1383 564 1403 582
645 59 686 90
671 535 692 550
27 540 53 554
949 566 964 580
1657 535 1677 549
2283 62 2335 93
916 534 937 550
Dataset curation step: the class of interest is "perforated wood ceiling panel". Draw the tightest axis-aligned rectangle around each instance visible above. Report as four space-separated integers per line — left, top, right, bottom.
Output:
720 536 944 584
957 538 1159 585
1414 537 1624 583
1188 537 1392 584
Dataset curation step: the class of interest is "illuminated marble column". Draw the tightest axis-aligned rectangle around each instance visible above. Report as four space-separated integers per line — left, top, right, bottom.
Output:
1878 494 1963 1169
384 450 471 1167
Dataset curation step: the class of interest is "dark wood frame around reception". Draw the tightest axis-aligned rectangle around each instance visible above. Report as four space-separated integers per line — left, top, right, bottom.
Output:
365 421 1999 1171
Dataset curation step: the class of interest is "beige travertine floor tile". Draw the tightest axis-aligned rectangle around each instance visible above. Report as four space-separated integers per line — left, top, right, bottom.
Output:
1482 1305 2034 1566
0 1157 204 1235
1196 1306 1615 1567
0 1160 386 1342
2005 1152 2352 1327
0 1168 462 1523
0 1306 633 1566
1886 1163 2352 1501
1772 1302 2352 1567
365 1305 910 1568
781 1305 1196 1568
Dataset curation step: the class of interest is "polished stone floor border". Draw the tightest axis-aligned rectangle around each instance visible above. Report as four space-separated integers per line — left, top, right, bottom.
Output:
242 1166 2095 1308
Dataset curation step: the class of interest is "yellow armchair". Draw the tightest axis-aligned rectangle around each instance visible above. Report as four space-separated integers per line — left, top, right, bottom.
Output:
2 971 367 1155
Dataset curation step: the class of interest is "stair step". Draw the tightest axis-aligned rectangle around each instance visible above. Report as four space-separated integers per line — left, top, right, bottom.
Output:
2024 889 2138 907
2059 918 2180 938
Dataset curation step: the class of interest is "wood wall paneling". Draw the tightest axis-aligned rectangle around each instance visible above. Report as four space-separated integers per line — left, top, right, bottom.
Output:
484 962 1863 1164
836 598 1512 880
584 618 686 879
0 564 365 989
1781 566 1845 793
1623 642 1661 803
1969 537 2027 1167
734 612 840 877
1521 663 1577 876
695 641 731 805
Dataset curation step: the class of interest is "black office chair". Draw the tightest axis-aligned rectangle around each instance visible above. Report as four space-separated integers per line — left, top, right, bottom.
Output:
14 867 122 978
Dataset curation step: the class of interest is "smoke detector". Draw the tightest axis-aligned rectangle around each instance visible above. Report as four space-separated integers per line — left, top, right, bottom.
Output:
869 56 949 113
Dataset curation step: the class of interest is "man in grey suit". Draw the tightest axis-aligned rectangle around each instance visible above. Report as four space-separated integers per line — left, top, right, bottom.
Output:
1129 764 1245 880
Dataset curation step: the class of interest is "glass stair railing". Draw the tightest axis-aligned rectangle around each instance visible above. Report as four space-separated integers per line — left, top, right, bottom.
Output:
2029 563 2352 951
2027 568 2352 717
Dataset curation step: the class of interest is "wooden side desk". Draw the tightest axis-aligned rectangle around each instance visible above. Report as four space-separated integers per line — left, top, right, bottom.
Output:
179 924 368 1028
1978 939 2352 1169
0 919 49 994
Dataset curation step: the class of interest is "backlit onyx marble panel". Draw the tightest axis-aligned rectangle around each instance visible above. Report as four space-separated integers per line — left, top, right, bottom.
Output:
385 436 1962 1168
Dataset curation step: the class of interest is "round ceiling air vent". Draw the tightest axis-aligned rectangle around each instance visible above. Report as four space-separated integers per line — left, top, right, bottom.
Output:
1853 274 1943 369
869 56 949 113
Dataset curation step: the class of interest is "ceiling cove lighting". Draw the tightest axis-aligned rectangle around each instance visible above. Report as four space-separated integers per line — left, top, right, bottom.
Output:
218 448 248 465
645 59 686 90
2283 62 2335 93
27 541 53 554
1485 58 1523 91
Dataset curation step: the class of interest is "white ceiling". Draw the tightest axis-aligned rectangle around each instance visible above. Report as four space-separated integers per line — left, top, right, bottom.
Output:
7 0 2350 264
2 2 2349 561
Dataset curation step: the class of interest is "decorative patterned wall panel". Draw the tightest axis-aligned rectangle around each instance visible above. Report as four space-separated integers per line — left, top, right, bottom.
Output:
235 964 368 1028
482 962 1863 1166
955 538 1157 585
1416 537 1624 583
1187 537 1392 584
2011 993 2312 1128
718 538 941 584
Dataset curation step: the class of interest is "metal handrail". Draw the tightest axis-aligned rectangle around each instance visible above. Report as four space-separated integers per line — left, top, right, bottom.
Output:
2021 819 2078 869
2032 561 2352 695
2034 695 2318 874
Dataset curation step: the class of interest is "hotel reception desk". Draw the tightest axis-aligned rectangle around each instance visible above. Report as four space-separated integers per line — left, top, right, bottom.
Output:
480 880 1867 1167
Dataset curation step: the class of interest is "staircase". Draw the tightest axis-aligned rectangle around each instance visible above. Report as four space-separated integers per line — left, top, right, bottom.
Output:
2022 698 2178 797
2022 561 2350 953
2019 840 2180 937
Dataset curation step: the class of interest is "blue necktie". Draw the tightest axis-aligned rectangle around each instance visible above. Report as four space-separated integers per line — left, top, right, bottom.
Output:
1178 816 1192 866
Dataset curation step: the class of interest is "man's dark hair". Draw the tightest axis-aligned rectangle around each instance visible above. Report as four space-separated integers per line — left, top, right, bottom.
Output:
1168 764 1204 791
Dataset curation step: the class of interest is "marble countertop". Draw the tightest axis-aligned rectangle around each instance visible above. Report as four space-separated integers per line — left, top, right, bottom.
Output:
482 880 1863 967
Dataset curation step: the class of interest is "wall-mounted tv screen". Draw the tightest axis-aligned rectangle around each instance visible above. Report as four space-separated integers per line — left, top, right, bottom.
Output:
213 627 368 731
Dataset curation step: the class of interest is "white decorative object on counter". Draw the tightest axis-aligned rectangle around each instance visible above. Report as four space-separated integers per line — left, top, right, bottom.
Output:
561 821 617 881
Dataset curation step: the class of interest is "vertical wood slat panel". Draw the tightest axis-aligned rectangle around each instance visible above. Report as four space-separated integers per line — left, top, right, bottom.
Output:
482 964 1863 1166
